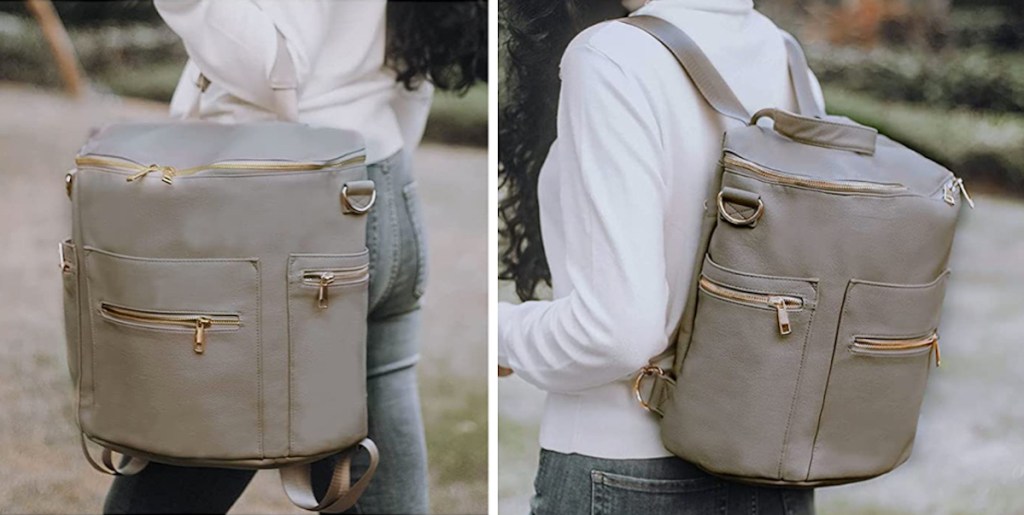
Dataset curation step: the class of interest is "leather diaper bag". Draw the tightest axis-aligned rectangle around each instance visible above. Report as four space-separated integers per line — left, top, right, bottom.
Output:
625 16 972 487
61 30 378 512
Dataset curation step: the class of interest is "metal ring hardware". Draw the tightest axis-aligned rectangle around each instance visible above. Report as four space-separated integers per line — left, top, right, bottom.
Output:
633 365 666 413
717 191 764 227
341 185 376 215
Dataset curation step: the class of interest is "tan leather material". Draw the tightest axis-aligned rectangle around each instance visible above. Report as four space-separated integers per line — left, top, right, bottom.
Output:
64 119 375 510
626 17 967 487
280 438 379 513
751 108 878 156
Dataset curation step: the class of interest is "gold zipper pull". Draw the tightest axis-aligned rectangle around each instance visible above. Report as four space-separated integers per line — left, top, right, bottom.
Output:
161 166 177 185
317 272 336 309
956 178 974 209
127 165 161 182
194 317 212 354
943 180 957 206
932 337 941 368
769 297 792 335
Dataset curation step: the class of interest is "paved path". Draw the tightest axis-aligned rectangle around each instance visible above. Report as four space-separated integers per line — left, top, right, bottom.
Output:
0 84 487 514
499 194 1024 514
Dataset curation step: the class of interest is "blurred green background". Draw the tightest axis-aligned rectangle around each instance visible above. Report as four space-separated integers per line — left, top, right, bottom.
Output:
498 0 1024 514
0 1 486 514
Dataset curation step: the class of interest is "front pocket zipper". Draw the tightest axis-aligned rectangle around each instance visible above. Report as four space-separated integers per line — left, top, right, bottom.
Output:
100 303 241 354
74 152 366 185
698 277 803 335
851 333 941 367
723 154 906 194
301 264 369 309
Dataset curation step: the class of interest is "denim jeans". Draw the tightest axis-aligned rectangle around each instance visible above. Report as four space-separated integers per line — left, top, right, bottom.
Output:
530 450 815 515
104 150 430 514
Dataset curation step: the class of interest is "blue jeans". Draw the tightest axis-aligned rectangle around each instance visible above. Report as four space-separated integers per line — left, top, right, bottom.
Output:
104 150 429 514
530 450 815 515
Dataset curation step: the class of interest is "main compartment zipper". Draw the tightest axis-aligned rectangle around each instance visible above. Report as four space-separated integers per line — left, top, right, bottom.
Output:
723 154 907 194
852 333 941 367
302 264 369 309
75 152 366 185
100 303 240 354
698 276 803 335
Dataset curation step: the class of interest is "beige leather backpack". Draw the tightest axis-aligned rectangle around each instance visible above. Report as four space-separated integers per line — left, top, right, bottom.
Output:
625 16 972 487
61 30 378 512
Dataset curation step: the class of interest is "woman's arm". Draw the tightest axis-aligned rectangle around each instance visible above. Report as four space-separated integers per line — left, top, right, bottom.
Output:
154 0 294 111
498 42 670 393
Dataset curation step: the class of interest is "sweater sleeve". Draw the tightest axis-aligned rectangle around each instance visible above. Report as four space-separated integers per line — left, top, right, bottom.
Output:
498 43 670 393
154 0 290 111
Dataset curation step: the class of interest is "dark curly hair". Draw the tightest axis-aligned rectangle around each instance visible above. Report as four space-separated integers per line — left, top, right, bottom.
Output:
386 1 488 94
498 0 627 301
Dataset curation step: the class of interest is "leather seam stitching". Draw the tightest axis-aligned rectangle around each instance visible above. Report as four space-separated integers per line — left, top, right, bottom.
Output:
779 298 816 480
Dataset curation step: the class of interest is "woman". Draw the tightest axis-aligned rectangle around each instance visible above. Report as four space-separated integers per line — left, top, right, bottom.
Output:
103 1 485 513
498 0 818 513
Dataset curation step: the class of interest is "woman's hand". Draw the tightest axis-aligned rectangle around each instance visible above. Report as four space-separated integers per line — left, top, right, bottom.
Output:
498 366 514 377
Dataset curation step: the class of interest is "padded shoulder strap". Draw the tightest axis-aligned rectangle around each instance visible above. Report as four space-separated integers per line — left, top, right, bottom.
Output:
620 15 750 123
780 31 824 118
620 16 823 121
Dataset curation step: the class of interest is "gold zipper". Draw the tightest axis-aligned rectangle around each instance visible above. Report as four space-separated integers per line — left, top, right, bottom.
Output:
698 276 803 335
75 153 366 185
942 177 975 209
852 333 941 367
723 154 906 194
301 264 369 309
100 303 240 354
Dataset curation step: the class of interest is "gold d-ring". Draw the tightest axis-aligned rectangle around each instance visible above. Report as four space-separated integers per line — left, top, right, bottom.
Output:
717 191 764 227
341 185 376 215
633 365 666 412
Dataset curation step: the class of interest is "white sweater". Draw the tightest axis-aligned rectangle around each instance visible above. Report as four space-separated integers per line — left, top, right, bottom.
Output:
498 0 825 458
154 0 433 163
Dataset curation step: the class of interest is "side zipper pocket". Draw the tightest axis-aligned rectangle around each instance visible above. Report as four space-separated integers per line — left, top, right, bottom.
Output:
851 332 941 367
99 303 241 354
301 264 370 309
698 277 803 335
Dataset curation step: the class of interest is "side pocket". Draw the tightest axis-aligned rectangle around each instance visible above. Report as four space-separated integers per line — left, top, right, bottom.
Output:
60 239 79 384
402 181 428 299
663 256 818 480
287 250 370 457
809 271 950 480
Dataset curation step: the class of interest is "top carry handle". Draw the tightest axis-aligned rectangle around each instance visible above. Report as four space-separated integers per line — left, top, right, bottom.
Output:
184 28 299 122
620 15 823 122
621 15 875 155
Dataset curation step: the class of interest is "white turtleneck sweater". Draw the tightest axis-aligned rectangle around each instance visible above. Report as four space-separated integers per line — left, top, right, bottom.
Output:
154 0 433 163
497 0 825 458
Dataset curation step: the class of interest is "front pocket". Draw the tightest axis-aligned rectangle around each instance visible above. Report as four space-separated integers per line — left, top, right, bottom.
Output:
99 303 241 355
287 250 370 456
809 271 950 480
665 257 818 480
83 247 261 460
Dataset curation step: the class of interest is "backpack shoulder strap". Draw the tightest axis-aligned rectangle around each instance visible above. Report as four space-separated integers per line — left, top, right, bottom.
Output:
780 30 824 118
620 15 750 123
620 16 824 121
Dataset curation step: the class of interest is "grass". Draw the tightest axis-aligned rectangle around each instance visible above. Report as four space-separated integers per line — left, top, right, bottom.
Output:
824 86 1024 192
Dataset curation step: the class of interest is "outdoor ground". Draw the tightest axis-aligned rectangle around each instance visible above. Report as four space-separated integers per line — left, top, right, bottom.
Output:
499 195 1024 513
0 83 487 514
